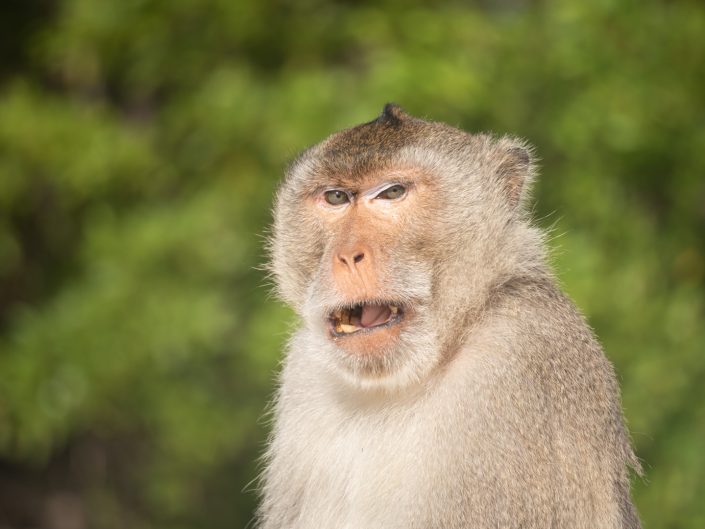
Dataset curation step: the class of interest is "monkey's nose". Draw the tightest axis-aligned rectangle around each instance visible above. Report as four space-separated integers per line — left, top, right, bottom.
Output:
337 250 365 270
332 243 376 295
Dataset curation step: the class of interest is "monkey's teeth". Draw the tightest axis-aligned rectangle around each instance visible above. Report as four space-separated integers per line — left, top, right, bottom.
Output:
331 304 401 335
339 323 357 334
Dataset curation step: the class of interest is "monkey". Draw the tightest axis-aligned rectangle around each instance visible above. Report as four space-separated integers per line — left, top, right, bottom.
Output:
258 104 641 529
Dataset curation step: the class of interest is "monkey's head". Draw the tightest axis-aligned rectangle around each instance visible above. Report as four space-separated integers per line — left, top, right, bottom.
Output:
270 104 545 392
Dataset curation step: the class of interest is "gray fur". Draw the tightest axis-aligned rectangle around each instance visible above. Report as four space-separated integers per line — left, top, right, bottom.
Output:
259 105 641 529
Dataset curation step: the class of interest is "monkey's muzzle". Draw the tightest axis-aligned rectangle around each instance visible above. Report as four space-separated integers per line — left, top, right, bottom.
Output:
329 303 403 336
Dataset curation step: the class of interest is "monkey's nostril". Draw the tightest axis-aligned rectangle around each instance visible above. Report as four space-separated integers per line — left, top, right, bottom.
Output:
338 251 365 268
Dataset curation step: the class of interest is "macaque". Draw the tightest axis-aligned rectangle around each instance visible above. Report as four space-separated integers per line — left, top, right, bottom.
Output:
258 104 641 529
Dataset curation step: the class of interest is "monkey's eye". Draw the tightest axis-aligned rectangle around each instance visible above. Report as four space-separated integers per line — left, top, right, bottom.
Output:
323 189 350 206
376 184 406 200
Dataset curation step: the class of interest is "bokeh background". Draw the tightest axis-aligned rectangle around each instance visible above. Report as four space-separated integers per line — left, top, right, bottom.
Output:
0 0 703 527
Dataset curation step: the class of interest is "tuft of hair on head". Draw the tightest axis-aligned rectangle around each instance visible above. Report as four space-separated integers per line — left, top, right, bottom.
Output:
376 103 409 126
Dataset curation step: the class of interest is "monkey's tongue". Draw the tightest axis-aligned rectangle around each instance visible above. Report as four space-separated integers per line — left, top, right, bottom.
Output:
360 305 392 328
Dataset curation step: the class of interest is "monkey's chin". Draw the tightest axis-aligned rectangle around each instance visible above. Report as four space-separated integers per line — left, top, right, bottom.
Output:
321 306 439 392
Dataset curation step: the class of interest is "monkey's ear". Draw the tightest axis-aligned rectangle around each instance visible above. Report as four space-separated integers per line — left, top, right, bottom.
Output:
496 140 534 210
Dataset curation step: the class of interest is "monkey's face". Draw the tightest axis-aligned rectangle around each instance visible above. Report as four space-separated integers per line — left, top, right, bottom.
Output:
271 105 533 391
290 165 439 390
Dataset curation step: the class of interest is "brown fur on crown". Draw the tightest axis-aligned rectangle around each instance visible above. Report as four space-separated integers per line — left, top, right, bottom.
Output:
313 103 428 179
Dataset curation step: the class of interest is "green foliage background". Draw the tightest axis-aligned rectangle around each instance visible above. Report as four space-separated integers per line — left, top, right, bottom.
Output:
0 0 703 527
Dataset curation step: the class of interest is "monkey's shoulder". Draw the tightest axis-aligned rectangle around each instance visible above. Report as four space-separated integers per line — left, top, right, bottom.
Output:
459 277 623 412
490 276 609 364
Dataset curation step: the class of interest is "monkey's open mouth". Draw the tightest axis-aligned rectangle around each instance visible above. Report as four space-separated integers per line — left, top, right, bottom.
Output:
329 303 403 336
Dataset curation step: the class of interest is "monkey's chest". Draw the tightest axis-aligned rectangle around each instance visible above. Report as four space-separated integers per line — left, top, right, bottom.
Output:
283 413 438 529
273 392 553 529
